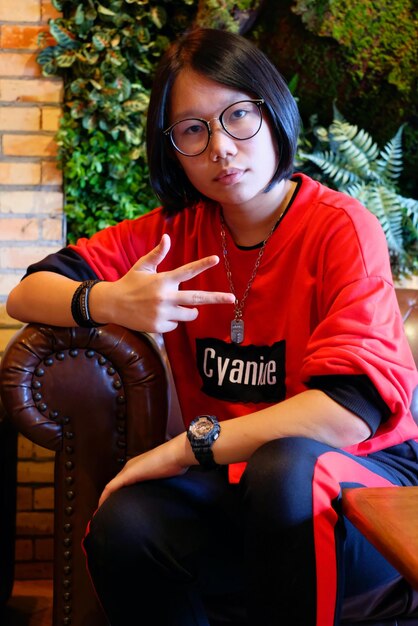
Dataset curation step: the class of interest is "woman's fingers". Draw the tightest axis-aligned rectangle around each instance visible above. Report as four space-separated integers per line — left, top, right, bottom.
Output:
132 233 171 273
174 290 235 306
133 236 229 294
168 254 222 284
112 239 234 333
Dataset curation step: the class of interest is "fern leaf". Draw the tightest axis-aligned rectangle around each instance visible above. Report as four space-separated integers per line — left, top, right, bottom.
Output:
364 185 404 253
332 103 346 123
344 181 367 201
329 120 380 174
375 125 404 183
298 150 361 187
399 195 418 231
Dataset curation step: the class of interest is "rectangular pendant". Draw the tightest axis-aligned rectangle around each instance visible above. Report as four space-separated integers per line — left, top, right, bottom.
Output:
231 319 244 344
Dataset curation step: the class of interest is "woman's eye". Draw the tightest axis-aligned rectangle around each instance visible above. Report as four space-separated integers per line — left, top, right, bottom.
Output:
183 123 205 136
231 109 247 119
226 108 248 125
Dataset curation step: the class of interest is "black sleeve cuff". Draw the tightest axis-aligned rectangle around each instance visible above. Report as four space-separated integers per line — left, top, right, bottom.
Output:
306 374 391 436
24 248 99 282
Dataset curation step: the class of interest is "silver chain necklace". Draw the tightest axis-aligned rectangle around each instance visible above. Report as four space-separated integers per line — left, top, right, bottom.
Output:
220 204 289 344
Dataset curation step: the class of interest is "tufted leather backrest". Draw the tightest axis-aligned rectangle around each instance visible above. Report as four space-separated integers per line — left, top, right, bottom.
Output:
0 323 169 626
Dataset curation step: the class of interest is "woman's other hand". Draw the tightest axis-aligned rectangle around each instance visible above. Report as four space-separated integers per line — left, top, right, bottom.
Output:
98 433 194 507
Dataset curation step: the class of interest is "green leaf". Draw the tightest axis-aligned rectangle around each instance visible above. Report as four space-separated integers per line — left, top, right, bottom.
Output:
80 49 100 65
106 49 125 66
150 6 167 29
69 102 86 119
70 78 88 95
92 32 112 50
39 0 198 243
375 125 404 182
82 114 97 130
366 185 404 253
74 5 85 26
97 4 117 16
37 47 56 66
400 195 418 231
51 0 64 10
41 61 58 76
123 98 148 113
136 26 151 43
49 21 79 50
56 50 78 68
85 6 98 20
110 75 132 100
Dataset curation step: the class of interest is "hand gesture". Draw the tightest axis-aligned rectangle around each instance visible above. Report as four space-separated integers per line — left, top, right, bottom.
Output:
94 233 235 332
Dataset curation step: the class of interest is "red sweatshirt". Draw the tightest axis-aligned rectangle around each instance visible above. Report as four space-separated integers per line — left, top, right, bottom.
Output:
70 173 418 478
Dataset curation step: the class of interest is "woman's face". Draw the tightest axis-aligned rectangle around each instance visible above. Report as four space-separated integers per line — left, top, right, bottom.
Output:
168 69 280 212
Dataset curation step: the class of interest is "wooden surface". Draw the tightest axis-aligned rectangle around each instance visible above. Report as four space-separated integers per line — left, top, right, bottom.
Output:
342 486 418 590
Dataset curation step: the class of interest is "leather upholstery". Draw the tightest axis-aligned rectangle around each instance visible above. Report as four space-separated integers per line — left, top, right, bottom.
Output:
0 324 169 626
0 401 17 607
0 288 416 626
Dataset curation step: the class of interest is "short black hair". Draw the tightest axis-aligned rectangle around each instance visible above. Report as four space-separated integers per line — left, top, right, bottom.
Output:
146 27 300 214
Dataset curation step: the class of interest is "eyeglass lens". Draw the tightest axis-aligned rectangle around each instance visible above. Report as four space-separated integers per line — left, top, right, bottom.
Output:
170 100 262 156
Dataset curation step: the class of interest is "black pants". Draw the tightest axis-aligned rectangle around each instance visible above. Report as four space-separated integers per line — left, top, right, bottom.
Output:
83 437 418 626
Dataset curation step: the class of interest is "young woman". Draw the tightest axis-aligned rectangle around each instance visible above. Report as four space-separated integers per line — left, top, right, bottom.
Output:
7 28 418 626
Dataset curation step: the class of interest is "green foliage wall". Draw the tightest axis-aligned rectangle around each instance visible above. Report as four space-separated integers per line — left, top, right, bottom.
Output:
40 0 199 241
292 0 417 95
40 0 417 270
252 0 418 198
39 0 264 242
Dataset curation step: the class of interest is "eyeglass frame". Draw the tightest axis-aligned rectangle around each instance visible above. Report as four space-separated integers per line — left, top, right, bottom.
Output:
163 98 265 157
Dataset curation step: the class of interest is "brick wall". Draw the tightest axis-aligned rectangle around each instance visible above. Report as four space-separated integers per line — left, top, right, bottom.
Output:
0 0 64 579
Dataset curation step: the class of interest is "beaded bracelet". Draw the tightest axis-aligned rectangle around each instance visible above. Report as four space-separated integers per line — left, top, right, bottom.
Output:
70 279 103 328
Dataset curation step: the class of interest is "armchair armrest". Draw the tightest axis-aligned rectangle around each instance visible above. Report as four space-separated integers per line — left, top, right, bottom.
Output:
0 323 169 626
0 401 17 606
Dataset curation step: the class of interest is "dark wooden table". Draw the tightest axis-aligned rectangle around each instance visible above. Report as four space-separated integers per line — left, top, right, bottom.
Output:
342 486 418 590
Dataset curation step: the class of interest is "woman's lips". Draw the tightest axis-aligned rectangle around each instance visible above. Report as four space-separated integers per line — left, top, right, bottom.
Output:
214 168 245 185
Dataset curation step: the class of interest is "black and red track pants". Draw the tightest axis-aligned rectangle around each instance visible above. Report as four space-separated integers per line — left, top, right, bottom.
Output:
83 436 418 626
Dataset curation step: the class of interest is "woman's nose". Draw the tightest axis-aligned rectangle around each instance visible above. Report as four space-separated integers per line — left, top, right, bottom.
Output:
208 120 238 161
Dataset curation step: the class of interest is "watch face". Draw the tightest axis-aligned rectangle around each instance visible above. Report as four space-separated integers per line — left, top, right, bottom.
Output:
187 415 220 468
191 416 215 439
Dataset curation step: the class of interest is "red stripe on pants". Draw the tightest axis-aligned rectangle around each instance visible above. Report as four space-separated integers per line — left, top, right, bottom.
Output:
312 452 394 626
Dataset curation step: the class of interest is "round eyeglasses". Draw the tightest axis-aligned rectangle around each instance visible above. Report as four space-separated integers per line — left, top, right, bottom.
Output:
163 98 264 157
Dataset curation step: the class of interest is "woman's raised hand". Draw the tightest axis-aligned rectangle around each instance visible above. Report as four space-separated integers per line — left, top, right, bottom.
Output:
91 233 235 332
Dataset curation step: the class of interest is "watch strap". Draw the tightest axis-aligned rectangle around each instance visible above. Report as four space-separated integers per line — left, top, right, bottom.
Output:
193 446 218 470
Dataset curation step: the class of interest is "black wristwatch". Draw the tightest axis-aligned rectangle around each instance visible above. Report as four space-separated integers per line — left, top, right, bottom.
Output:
187 415 221 469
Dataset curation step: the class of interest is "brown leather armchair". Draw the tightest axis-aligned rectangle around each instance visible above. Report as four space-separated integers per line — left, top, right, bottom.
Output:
0 288 417 626
0 401 17 608
0 325 169 626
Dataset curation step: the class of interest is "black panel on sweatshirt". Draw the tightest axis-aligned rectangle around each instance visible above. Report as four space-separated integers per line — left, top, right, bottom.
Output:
24 248 98 281
307 374 391 435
